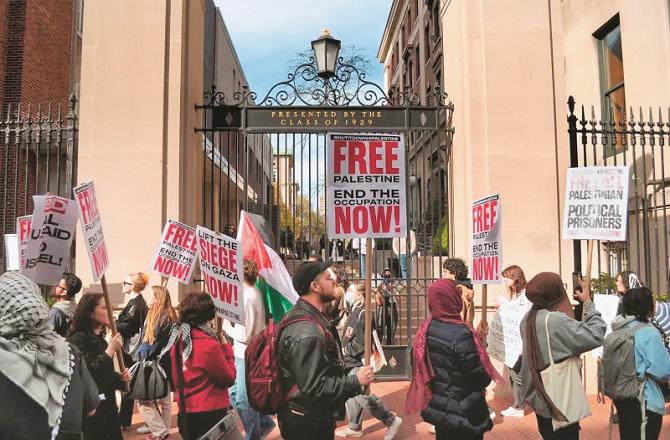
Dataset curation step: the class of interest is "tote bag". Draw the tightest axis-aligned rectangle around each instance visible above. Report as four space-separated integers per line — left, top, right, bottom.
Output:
540 312 591 430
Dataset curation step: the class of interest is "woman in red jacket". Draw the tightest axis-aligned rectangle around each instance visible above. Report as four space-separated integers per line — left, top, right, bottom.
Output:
169 292 236 440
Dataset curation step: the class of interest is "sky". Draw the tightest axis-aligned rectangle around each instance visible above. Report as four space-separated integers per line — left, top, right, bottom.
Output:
214 0 390 97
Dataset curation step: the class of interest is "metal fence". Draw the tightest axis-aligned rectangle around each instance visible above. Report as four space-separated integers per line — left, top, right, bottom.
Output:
568 96 670 299
0 95 78 271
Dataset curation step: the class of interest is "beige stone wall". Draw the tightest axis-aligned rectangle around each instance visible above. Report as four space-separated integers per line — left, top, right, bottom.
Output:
77 0 205 305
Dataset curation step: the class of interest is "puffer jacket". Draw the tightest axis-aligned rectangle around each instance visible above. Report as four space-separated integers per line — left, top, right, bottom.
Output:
421 319 493 437
277 299 362 420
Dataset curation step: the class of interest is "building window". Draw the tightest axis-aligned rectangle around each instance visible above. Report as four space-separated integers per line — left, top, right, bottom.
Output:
595 15 625 152
433 3 440 37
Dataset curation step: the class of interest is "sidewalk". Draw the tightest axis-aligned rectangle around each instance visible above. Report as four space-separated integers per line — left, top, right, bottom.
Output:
126 381 669 439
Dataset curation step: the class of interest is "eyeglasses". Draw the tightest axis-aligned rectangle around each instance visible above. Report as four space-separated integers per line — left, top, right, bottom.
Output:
122 281 133 287
55 285 67 293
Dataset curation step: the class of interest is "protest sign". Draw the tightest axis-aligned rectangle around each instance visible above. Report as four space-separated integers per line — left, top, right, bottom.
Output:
4 234 18 270
196 225 244 324
327 133 407 239
16 215 32 269
563 166 629 241
22 195 79 285
592 293 621 358
471 194 502 284
73 182 109 282
487 298 530 368
151 220 197 284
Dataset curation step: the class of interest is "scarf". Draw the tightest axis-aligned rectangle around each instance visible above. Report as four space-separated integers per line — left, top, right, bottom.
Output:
0 272 72 433
51 300 77 319
406 278 502 414
161 321 219 367
524 272 575 421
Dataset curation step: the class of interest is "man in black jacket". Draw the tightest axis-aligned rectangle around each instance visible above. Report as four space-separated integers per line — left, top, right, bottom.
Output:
337 283 402 439
277 259 375 440
48 272 82 337
116 272 149 430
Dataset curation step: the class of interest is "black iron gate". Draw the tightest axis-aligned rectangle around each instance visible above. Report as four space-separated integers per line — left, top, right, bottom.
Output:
568 96 670 301
0 96 79 272
196 57 454 379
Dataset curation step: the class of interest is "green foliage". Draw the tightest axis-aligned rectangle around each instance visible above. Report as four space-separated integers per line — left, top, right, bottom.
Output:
589 272 617 294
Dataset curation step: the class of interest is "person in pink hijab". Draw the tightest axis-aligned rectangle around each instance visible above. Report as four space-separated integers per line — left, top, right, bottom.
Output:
406 278 501 440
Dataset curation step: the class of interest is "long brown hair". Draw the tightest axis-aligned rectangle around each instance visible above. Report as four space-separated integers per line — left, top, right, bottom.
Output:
502 265 527 298
143 286 177 343
68 293 106 337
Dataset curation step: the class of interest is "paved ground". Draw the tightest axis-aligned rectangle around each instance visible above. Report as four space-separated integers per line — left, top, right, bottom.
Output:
126 381 669 439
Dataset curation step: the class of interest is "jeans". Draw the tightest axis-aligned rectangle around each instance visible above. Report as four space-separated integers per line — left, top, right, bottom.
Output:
536 415 580 440
277 407 335 440
359 254 367 278
399 254 411 280
344 367 395 430
138 394 172 438
230 357 276 440
613 398 663 440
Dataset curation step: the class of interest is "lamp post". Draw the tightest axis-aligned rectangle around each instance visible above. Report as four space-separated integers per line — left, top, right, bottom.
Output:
311 29 341 79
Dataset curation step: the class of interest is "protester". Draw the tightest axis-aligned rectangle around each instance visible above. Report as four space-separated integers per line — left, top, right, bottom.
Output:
117 272 150 430
500 265 529 419
352 238 375 278
133 286 177 439
606 287 670 440
169 292 236 440
223 260 276 440
392 229 417 281
615 271 643 315
277 259 374 440
441 258 475 325
68 293 131 440
376 268 399 345
406 278 501 440
0 272 100 440
520 272 606 440
324 262 349 331
336 283 402 439
48 272 82 337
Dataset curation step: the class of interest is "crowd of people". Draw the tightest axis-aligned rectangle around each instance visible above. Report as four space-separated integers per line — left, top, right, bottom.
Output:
0 254 669 440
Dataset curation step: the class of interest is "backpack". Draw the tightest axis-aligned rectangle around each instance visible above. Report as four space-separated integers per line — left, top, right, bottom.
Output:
244 315 330 415
601 321 647 399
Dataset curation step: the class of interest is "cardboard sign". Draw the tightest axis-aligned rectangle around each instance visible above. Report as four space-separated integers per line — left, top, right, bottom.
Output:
327 133 407 239
591 293 621 358
151 220 197 284
73 182 110 282
4 234 19 270
196 225 244 324
487 297 531 368
563 166 629 241
16 215 32 269
471 194 502 284
22 195 79 285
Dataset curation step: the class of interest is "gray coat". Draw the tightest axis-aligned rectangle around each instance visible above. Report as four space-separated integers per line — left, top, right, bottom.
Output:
520 302 606 418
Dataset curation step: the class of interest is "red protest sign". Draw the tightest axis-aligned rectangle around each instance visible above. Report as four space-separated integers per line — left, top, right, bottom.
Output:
16 215 32 269
327 133 407 239
73 182 109 282
471 194 503 284
151 220 197 284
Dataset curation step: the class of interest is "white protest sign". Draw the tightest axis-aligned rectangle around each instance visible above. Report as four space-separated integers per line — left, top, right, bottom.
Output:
472 194 502 284
22 195 79 285
196 225 244 324
16 215 32 269
151 220 197 284
4 234 18 270
327 133 407 239
487 297 530 367
563 166 629 241
73 182 109 282
592 293 621 358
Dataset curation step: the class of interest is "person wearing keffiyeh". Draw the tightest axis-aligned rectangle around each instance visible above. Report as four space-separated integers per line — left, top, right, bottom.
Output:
0 271 100 440
169 291 236 440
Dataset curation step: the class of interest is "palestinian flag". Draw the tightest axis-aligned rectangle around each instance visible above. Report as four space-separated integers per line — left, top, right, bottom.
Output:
237 210 298 322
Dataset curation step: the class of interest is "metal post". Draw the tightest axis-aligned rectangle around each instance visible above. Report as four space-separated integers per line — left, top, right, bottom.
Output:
567 96 582 275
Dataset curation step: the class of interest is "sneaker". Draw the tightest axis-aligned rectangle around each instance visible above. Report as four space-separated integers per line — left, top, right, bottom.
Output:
137 425 151 434
501 407 525 418
383 416 402 440
335 427 363 437
428 424 436 434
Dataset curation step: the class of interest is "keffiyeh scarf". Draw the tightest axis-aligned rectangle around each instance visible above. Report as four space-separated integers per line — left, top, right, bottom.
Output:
161 321 219 367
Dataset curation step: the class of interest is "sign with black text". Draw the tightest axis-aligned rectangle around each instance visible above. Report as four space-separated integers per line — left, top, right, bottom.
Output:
16 215 32 270
563 166 629 241
327 133 407 239
74 182 110 281
471 194 502 284
151 220 197 284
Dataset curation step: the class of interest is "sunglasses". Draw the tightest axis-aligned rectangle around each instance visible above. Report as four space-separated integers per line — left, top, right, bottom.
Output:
122 281 133 287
